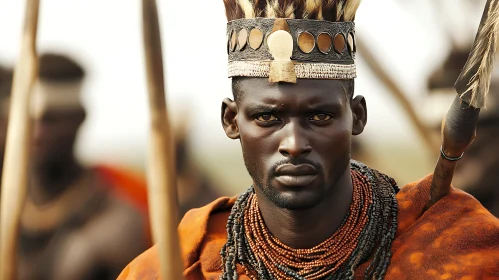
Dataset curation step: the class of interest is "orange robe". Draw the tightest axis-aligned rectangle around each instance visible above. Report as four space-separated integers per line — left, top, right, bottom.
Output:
118 175 499 279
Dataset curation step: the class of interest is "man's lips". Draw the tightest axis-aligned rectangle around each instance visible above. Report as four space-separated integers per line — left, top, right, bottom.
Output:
275 164 317 176
274 164 318 187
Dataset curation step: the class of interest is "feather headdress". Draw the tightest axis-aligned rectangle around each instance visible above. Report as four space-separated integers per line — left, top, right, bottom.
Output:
223 0 361 21
224 0 360 82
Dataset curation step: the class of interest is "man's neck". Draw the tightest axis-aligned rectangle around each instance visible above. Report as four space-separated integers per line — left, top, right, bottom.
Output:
256 167 353 249
30 157 83 205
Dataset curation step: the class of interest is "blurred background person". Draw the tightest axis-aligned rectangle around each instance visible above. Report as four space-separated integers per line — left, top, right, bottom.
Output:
17 53 150 280
15 52 220 280
174 119 220 216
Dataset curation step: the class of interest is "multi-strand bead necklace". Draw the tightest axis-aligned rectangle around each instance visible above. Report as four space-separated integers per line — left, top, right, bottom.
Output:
220 161 399 280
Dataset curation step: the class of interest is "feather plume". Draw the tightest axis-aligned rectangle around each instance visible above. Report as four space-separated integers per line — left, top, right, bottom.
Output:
323 0 338 21
303 0 321 18
238 0 255 18
284 4 296 18
253 0 268 17
293 0 306 18
266 0 278 17
316 4 324 19
263 0 295 18
343 0 360 21
323 0 337 9
223 0 244 20
277 0 296 17
335 0 344 20
223 0 359 21
455 0 499 108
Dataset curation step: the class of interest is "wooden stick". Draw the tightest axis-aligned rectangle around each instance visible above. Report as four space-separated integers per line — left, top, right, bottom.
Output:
142 0 183 279
0 0 40 279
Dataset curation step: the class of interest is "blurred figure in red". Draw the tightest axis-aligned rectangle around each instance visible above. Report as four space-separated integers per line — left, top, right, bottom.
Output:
18 53 150 280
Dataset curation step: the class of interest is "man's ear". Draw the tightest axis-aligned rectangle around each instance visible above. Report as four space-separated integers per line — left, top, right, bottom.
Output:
221 98 239 139
351 95 367 135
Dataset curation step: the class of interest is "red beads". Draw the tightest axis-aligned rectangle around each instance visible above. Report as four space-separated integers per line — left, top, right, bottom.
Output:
243 170 372 279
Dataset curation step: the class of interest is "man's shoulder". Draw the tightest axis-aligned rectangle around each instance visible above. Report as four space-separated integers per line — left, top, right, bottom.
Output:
179 196 236 269
389 174 499 278
397 174 499 233
117 245 161 280
179 196 236 229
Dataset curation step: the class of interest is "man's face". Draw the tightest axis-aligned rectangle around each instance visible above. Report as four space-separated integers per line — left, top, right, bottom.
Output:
32 109 83 165
222 78 366 210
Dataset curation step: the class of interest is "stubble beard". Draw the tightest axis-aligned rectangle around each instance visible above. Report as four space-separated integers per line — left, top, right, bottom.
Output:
246 159 329 211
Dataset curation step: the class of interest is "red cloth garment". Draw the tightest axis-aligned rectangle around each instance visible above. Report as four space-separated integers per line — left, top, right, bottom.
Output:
95 165 152 246
118 175 499 280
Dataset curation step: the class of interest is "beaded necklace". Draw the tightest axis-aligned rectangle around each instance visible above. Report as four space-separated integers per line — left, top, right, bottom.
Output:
220 161 399 280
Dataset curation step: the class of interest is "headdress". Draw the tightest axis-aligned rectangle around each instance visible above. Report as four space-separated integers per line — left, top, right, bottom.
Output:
224 0 360 83
31 53 85 118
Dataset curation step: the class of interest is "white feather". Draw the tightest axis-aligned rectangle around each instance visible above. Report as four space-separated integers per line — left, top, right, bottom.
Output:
237 0 255 18
285 4 295 18
303 0 321 18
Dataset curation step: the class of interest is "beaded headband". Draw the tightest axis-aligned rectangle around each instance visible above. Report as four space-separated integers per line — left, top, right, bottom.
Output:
227 18 356 83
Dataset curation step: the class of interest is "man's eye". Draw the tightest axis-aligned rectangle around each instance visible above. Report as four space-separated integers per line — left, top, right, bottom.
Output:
256 114 278 122
310 114 332 121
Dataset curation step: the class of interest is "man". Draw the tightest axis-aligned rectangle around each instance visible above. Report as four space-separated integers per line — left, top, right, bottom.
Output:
119 1 499 279
18 53 150 280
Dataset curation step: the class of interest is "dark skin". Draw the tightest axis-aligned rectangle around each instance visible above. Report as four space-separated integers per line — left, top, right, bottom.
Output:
30 109 85 204
221 77 367 249
21 105 148 280
0 97 11 179
0 110 8 177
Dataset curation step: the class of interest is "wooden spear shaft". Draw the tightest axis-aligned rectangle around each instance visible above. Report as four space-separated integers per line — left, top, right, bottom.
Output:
142 0 183 279
0 0 40 279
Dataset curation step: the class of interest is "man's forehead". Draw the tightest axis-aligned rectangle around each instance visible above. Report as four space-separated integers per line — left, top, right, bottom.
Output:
236 78 347 103
30 80 83 120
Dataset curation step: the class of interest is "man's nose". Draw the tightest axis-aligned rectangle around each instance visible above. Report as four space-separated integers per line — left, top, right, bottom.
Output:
278 121 312 158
